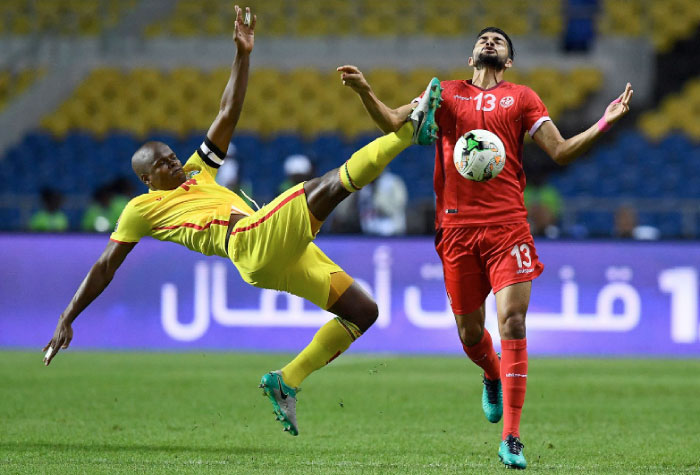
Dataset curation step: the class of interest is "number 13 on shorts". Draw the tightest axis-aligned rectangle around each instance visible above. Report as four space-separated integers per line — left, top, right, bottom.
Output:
511 243 532 270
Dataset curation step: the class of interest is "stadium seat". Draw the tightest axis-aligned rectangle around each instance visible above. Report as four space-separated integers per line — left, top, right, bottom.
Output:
1 0 137 36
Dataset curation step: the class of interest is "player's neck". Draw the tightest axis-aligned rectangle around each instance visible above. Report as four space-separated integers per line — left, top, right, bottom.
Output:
471 68 504 90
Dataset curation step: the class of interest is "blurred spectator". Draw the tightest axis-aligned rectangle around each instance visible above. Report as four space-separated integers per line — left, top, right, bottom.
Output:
216 143 254 201
278 154 314 194
358 170 408 236
406 198 436 235
81 184 114 232
29 188 68 232
524 170 562 239
614 204 660 240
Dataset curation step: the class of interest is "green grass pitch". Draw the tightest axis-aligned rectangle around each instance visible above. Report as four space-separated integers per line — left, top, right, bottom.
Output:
1 351 699 473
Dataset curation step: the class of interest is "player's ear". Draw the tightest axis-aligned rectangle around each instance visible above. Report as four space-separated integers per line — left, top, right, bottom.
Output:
505 58 513 69
140 173 150 186
467 56 474 67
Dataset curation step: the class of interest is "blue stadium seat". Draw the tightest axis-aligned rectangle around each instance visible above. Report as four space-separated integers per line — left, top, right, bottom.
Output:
65 207 83 230
0 207 22 231
550 174 577 196
577 210 614 237
232 133 262 159
570 162 599 194
351 132 382 151
678 177 700 198
270 133 305 157
595 176 620 197
657 212 683 239
616 130 647 158
311 133 344 156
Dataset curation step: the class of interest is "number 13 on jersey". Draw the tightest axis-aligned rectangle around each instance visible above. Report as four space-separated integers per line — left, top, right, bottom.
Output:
474 92 496 111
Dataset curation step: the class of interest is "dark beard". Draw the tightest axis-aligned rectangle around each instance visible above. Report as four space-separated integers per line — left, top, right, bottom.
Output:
474 52 506 71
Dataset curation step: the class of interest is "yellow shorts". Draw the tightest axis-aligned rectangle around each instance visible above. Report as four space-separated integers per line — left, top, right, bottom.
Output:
227 183 343 309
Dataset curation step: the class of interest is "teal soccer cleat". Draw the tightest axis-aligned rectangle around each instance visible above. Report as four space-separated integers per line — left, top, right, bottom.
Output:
482 375 503 423
410 77 443 145
259 370 299 436
499 434 527 470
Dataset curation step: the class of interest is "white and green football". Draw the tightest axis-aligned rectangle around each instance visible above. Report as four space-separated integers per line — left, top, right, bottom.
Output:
453 129 506 182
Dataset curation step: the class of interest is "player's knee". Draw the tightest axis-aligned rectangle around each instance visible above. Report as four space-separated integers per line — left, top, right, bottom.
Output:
458 320 484 346
349 298 378 333
500 310 526 340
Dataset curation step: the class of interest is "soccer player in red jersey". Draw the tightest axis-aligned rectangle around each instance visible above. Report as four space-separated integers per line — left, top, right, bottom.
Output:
339 27 633 469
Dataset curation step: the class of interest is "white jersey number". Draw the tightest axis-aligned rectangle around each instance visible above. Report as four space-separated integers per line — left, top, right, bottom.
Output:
474 92 496 112
511 244 532 269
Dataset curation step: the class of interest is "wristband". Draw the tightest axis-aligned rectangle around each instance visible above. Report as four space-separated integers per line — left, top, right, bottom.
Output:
597 97 622 133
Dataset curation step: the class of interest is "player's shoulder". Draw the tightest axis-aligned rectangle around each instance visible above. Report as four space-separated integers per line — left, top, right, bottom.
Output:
123 191 156 211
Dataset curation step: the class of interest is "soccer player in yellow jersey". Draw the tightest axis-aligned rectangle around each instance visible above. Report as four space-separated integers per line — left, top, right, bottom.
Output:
43 5 443 437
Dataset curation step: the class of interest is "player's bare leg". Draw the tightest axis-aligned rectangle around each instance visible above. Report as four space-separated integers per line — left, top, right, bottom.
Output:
455 305 503 424
495 281 531 469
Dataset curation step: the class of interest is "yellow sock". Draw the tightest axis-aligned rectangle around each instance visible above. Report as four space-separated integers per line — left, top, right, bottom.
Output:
281 317 362 388
339 122 413 192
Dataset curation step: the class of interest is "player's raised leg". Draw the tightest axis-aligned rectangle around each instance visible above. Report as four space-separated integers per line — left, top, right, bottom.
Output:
260 78 442 436
496 281 531 470
455 305 503 424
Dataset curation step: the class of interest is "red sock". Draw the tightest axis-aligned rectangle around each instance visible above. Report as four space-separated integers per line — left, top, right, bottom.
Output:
462 329 500 381
500 338 528 439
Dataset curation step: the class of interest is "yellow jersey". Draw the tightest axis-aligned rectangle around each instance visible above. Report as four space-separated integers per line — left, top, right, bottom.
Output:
110 142 254 258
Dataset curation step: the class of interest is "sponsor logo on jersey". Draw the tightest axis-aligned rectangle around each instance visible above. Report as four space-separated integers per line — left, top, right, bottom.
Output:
500 96 514 108
517 268 534 275
187 170 201 179
506 373 527 378
454 94 472 101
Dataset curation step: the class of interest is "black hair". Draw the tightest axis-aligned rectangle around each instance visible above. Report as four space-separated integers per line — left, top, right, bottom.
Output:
476 27 515 60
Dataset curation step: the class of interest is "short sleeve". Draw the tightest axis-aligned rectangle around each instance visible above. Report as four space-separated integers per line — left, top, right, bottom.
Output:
110 202 149 243
521 87 551 138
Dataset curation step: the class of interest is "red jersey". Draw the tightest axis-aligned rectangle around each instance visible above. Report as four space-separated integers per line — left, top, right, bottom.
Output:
431 79 550 228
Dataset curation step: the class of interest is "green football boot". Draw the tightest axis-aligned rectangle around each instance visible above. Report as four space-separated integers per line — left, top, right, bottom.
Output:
410 77 443 145
259 370 299 436
482 375 503 423
498 434 527 470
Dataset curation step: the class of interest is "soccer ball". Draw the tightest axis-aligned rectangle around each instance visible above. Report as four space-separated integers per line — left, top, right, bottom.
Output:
453 129 506 182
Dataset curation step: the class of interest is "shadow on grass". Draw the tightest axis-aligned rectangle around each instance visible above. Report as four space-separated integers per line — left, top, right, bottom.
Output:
0 441 271 456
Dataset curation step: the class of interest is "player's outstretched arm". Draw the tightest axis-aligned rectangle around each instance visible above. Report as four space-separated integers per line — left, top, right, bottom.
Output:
42 240 136 366
206 5 256 154
533 83 633 166
337 65 414 134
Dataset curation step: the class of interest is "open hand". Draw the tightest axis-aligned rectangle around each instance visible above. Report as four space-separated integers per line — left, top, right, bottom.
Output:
604 83 633 126
337 65 371 94
234 5 255 54
42 319 73 366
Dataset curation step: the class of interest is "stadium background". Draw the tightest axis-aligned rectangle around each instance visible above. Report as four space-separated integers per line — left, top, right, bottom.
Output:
0 0 698 351
2 1 700 473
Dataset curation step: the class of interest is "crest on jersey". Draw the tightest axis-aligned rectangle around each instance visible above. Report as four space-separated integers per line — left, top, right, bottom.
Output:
500 96 514 108
187 170 200 179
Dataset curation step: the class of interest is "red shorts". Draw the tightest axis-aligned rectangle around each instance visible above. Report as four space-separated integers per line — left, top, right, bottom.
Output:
435 221 544 315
